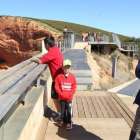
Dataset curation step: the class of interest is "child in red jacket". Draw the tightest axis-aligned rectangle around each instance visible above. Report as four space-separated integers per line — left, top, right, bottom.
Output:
55 59 77 130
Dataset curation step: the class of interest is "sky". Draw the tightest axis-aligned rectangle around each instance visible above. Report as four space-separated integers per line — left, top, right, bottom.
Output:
0 0 140 38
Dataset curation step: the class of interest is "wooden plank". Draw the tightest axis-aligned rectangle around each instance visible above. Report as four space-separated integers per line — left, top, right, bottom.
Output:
100 96 116 118
104 96 122 118
95 96 110 118
73 97 78 118
0 53 44 81
86 96 97 118
106 92 133 127
44 118 130 140
110 92 135 121
81 96 91 118
0 64 47 121
91 96 104 118
0 59 31 81
0 63 38 95
77 96 85 118
35 99 53 140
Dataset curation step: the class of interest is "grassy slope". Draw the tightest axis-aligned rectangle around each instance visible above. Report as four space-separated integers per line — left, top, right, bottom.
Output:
22 17 130 43
0 15 132 43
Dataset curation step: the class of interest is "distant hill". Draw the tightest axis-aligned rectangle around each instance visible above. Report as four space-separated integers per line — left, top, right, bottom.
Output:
0 15 134 43
22 17 131 43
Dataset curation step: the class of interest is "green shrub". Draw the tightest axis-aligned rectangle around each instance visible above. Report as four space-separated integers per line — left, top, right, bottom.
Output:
87 85 92 91
128 58 133 70
100 82 107 90
26 21 30 26
111 52 121 60
128 62 133 70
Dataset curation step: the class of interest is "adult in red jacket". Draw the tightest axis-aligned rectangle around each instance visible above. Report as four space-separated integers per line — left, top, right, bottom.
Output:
31 35 63 121
55 59 77 130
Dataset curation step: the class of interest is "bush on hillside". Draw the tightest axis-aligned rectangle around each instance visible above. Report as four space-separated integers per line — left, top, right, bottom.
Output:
91 50 135 90
128 58 133 70
111 51 121 61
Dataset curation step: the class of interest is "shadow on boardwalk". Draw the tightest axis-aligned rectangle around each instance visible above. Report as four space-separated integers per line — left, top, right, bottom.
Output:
53 123 103 140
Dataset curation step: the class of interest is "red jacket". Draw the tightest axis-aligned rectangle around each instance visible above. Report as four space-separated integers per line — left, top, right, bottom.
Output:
55 73 77 101
41 46 63 81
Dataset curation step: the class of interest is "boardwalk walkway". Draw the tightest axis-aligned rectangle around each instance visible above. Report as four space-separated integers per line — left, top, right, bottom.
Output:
38 49 137 140
116 79 140 97
43 91 135 140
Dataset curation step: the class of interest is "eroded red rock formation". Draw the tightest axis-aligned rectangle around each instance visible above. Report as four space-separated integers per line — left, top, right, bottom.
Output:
0 16 58 69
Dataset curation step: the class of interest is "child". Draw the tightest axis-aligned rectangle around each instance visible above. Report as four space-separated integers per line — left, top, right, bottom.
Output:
55 59 77 130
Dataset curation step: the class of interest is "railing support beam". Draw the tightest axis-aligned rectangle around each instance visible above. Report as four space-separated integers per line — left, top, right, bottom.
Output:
112 57 117 78
0 120 4 140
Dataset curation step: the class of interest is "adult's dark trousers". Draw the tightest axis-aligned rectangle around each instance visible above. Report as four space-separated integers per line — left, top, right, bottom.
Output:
129 106 140 140
59 100 72 124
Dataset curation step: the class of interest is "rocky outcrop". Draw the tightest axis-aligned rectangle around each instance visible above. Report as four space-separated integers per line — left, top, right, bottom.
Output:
0 16 58 69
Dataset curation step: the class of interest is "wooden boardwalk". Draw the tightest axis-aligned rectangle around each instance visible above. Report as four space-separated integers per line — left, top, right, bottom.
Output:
39 91 137 140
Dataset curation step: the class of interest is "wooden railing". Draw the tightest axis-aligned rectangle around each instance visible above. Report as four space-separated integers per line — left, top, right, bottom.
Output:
55 38 71 52
121 45 138 51
0 38 58 140
112 33 138 51
0 52 50 140
103 34 109 42
112 33 121 49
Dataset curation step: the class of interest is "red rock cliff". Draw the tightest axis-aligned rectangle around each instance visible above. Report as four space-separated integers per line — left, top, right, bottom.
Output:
0 16 58 69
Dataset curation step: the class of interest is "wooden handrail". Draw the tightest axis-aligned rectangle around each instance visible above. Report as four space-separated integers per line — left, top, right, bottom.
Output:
0 52 48 140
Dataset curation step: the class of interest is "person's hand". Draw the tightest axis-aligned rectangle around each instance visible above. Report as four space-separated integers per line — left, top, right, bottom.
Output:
30 58 35 62
30 58 42 64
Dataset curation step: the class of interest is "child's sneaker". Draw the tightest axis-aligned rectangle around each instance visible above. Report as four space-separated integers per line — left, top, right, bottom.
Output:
66 123 73 130
58 120 65 126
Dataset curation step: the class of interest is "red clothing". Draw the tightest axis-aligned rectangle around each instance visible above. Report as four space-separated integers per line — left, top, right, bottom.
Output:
96 35 99 39
41 46 63 81
55 73 77 101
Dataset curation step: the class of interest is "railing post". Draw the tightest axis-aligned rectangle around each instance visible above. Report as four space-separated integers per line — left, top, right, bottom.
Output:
64 40 65 52
112 57 117 78
132 51 134 59
0 120 4 140
34 76 41 87
69 39 71 48
71 34 75 48
44 82 48 104
23 90 30 105
59 41 62 51
66 39 68 49
56 42 58 47
68 39 69 48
